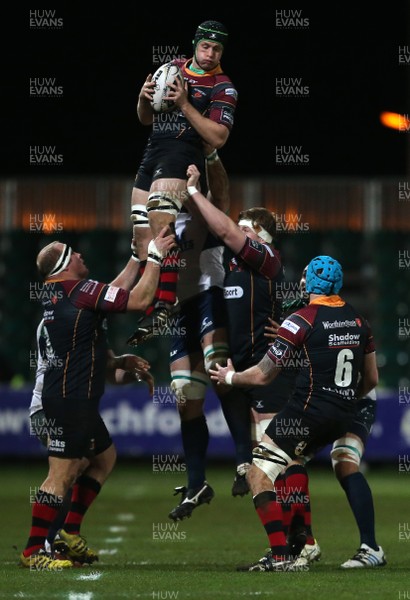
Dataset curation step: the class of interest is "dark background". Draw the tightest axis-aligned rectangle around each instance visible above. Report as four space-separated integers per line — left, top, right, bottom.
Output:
3 2 409 178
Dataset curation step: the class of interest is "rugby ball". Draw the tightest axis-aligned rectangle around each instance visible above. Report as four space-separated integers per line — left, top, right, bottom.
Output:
150 62 184 113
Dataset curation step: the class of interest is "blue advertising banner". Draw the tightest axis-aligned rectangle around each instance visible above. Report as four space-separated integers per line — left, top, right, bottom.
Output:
0 384 408 461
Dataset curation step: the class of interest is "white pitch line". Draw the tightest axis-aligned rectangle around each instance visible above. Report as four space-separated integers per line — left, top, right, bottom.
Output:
116 513 135 522
104 537 123 543
68 593 94 600
98 548 118 555
108 526 127 533
76 572 103 581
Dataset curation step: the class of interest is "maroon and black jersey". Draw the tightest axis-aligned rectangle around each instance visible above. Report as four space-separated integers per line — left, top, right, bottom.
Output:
224 237 283 371
149 58 237 146
40 279 129 401
267 296 375 414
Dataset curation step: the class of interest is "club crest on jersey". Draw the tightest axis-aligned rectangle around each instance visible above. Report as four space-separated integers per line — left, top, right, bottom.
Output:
270 339 288 358
249 239 263 251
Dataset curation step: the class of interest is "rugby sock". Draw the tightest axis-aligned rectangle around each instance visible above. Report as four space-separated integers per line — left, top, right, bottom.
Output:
63 475 101 535
157 251 180 305
23 490 62 556
285 464 313 543
274 473 291 535
253 490 288 560
47 488 72 545
340 471 378 550
181 415 209 489
217 388 253 466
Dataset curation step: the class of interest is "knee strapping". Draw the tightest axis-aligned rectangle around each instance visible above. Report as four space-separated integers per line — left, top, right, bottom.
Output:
147 191 185 217
131 203 149 227
171 370 208 404
252 441 292 484
330 436 363 469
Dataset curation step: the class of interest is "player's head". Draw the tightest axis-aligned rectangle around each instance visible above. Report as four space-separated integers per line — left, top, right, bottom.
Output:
37 241 87 280
192 21 228 70
305 255 343 295
238 207 277 245
193 20 228 50
37 242 72 279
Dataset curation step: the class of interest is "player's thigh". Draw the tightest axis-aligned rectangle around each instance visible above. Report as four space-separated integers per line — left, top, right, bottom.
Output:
131 187 149 205
151 178 186 193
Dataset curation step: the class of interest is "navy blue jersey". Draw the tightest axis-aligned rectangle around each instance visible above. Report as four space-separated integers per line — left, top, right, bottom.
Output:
268 296 375 414
40 279 129 401
224 237 283 371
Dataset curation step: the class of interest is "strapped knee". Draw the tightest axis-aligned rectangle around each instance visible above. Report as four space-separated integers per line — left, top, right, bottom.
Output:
330 436 363 469
170 370 208 405
131 203 149 227
203 343 230 374
147 191 185 218
252 441 292 484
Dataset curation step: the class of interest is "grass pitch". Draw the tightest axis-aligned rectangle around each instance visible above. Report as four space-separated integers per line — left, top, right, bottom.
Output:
1 461 408 599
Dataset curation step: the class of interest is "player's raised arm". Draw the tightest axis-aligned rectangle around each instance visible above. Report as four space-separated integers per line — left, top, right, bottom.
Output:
184 164 247 253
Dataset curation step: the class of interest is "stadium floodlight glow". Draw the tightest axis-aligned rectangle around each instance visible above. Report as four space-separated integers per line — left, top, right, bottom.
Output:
380 111 410 131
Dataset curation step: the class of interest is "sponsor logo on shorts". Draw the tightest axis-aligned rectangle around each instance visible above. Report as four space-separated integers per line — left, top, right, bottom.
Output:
200 316 213 333
223 286 244 299
48 438 65 453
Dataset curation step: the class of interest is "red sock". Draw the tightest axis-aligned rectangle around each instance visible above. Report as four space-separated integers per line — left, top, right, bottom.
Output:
253 491 288 560
63 475 101 535
157 251 180 305
23 490 62 556
285 464 314 544
275 473 291 536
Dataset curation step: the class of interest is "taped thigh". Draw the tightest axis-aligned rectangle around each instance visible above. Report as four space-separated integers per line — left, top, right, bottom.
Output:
131 203 149 227
252 441 292 484
330 435 363 469
146 191 185 217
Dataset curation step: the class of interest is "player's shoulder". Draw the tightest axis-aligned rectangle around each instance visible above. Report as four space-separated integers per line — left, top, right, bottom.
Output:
214 74 237 96
72 278 105 296
288 303 319 326
344 301 372 328
215 72 234 84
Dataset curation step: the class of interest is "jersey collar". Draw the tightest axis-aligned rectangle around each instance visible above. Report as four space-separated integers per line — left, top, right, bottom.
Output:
309 295 345 307
184 58 223 77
